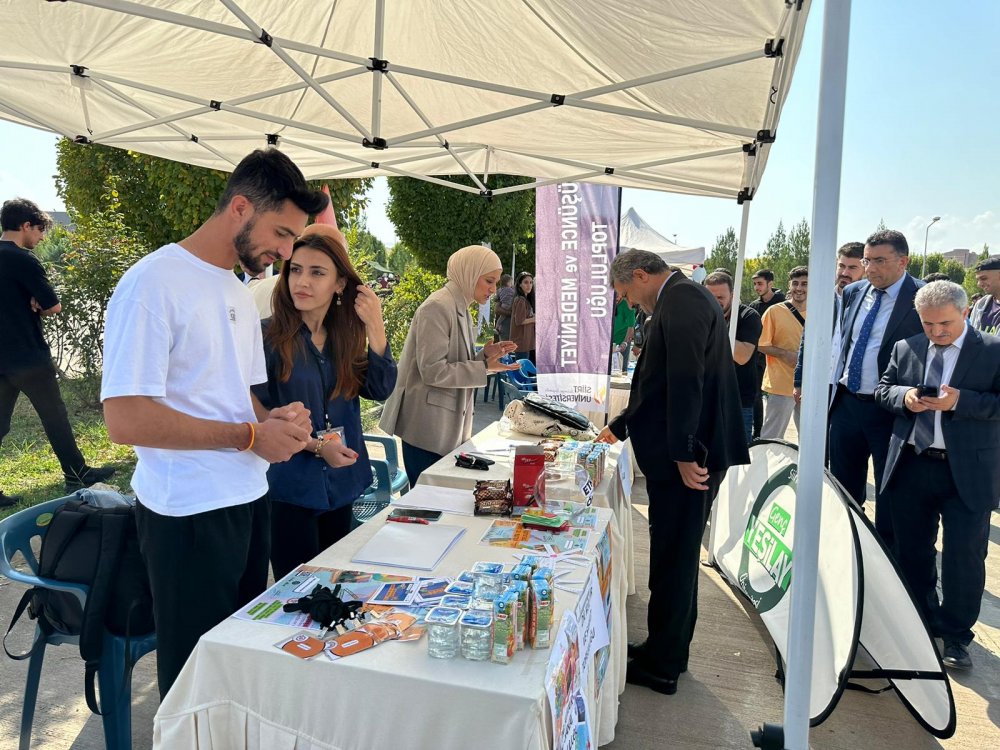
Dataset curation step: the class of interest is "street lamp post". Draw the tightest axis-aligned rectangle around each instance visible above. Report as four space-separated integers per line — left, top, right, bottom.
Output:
922 216 941 278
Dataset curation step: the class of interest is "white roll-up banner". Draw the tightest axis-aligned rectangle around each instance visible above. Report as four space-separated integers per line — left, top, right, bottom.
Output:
710 441 955 738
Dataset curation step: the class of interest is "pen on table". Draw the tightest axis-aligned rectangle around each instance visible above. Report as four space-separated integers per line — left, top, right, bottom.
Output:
386 516 429 525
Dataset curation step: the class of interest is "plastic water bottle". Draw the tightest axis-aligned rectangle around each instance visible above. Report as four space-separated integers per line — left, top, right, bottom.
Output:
426 606 462 659
460 609 493 661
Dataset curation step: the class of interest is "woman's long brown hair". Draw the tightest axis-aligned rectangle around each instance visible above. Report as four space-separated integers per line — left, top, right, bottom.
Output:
266 230 368 400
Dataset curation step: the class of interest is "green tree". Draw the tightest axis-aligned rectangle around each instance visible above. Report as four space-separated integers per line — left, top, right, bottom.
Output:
963 267 981 300
907 253 966 282
43 177 152 399
56 139 370 249
387 175 535 275
980 243 991 260
786 219 811 265
704 226 738 275
386 241 418 275
382 267 448 356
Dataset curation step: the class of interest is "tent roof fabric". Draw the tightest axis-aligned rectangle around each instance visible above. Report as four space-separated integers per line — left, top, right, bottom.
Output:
0 0 810 200
619 207 705 265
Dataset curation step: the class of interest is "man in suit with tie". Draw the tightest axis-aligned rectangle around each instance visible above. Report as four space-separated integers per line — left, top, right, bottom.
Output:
597 249 749 695
875 281 1000 670
829 230 924 546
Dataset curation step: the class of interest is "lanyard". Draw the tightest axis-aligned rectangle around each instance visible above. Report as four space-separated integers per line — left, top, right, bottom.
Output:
309 344 332 430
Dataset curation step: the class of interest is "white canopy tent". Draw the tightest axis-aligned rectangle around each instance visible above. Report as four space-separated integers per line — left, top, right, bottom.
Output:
619 207 705 268
0 2 859 748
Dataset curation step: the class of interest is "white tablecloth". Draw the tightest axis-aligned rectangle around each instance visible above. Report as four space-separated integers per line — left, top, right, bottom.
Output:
153 507 627 750
418 423 636 595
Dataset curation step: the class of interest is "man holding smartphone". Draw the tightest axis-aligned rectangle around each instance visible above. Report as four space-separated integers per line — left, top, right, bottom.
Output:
875 281 1000 671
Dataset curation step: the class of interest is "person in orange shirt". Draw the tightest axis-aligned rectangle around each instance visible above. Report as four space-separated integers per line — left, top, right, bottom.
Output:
759 266 808 439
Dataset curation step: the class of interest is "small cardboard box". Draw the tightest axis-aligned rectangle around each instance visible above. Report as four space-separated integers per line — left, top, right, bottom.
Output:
512 445 545 510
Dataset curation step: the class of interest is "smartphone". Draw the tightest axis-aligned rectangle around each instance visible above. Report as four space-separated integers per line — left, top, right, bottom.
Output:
916 384 939 399
388 508 442 522
694 440 709 469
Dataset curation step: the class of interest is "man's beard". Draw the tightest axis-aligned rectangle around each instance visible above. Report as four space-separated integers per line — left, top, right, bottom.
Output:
234 218 266 275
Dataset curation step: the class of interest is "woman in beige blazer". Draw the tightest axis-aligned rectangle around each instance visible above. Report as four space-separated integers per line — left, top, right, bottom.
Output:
380 245 518 485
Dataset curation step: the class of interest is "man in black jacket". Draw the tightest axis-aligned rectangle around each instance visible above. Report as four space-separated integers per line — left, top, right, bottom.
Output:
0 198 114 507
597 249 749 695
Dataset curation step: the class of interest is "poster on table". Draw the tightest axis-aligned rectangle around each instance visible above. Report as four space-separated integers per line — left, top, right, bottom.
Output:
535 182 620 412
546 611 591 750
593 526 614 690
573 562 610 689
710 441 955 736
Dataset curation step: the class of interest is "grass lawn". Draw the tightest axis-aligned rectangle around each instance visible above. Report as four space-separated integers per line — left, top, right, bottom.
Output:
0 377 137 521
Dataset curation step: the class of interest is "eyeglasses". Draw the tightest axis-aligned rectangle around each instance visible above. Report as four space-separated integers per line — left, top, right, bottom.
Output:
861 257 894 267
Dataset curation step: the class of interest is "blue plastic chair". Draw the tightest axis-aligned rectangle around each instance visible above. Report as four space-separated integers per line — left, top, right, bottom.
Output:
363 433 409 496
507 367 537 392
351 458 393 526
0 498 157 750
517 359 537 377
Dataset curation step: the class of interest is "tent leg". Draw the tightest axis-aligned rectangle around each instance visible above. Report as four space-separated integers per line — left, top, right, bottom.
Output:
767 2 853 749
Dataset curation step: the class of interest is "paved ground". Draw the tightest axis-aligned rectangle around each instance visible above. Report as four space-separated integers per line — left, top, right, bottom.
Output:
1 396 997 748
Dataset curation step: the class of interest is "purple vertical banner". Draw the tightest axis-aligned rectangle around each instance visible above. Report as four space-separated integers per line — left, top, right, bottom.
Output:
535 182 620 412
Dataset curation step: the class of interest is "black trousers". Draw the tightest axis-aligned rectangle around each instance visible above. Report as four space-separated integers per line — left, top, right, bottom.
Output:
644 467 724 679
0 364 86 476
401 440 444 488
135 495 270 698
885 448 991 647
270 501 355 581
828 388 895 546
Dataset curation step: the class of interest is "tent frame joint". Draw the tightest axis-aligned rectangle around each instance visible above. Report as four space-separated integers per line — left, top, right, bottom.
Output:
786 0 806 11
210 100 222 111
550 94 565 106
266 133 280 146
764 39 785 58
71 64 89 78
363 136 388 150
604 167 615 175
189 134 198 143
480 189 493 199
737 187 754 204
756 129 776 144
368 57 389 73
258 29 273 48
73 135 92 145
742 143 758 156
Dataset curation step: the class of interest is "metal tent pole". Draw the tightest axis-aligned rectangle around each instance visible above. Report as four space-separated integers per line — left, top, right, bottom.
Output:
768 2 853 749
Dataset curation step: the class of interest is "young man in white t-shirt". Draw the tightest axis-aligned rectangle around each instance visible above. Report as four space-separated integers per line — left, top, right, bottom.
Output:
102 148 353 697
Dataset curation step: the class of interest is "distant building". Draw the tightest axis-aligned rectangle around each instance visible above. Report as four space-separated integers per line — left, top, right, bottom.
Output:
941 248 976 268
48 211 75 231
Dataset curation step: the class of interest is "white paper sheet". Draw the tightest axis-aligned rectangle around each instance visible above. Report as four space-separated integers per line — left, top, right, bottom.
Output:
391 485 476 515
351 522 467 571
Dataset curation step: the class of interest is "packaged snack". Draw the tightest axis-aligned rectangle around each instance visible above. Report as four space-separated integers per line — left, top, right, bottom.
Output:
512 446 546 510
491 591 517 664
474 479 513 516
529 576 553 649
440 594 472 609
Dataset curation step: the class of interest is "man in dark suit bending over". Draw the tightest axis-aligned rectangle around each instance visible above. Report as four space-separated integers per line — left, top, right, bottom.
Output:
597 249 749 695
875 281 1000 670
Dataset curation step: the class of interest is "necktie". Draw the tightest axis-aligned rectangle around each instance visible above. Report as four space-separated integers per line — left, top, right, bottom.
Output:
913 345 946 453
845 288 885 393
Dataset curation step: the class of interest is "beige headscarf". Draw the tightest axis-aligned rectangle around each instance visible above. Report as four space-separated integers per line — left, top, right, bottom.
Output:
446 245 503 304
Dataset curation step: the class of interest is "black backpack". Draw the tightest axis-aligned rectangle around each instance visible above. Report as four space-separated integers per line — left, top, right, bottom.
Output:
4 498 155 714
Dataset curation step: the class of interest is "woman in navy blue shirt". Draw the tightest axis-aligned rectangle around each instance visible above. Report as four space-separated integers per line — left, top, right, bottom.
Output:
253 224 397 579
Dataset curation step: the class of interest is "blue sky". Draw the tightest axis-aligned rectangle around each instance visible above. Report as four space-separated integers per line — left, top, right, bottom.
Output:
2 0 996 258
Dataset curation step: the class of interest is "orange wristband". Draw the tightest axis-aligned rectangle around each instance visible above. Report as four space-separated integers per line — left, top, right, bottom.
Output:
240 422 255 452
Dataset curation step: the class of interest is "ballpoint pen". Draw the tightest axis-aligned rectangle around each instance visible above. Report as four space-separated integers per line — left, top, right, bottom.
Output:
386 516 430 525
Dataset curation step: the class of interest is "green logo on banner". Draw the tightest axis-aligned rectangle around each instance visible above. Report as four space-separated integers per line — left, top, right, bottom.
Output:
737 463 797 613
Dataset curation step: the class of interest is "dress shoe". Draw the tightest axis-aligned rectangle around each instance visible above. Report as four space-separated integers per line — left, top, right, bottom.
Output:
64 465 116 491
626 659 678 695
941 643 972 670
0 491 23 509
